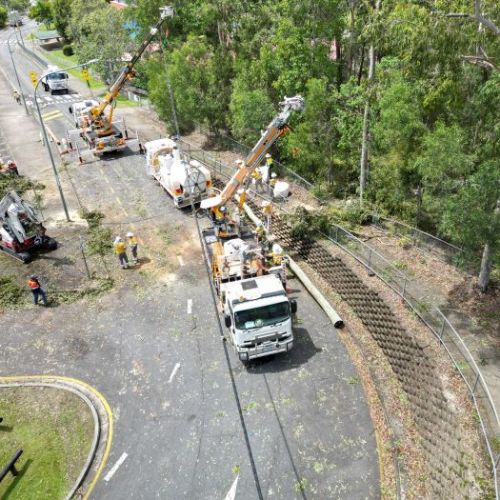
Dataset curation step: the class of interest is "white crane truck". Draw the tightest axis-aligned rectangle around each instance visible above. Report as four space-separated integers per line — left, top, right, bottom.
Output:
201 95 304 361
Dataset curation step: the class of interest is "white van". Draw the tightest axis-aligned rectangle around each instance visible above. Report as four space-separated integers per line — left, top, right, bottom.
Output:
68 99 99 128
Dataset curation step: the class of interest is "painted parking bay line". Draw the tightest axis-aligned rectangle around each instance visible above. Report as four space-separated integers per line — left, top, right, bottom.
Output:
168 363 181 383
104 452 128 482
41 110 63 121
187 299 192 314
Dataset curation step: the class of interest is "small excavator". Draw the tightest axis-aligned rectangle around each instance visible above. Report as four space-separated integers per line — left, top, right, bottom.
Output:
0 191 57 263
76 11 171 156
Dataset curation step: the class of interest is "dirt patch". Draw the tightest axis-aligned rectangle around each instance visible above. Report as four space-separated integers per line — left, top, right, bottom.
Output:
0 386 94 499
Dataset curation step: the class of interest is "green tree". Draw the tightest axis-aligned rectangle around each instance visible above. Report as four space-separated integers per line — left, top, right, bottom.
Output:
441 162 500 291
0 6 7 28
28 0 52 25
70 0 129 82
52 0 72 40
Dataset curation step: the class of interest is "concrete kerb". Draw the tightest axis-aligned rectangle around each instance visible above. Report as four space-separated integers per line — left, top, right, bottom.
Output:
0 376 112 499
240 198 344 328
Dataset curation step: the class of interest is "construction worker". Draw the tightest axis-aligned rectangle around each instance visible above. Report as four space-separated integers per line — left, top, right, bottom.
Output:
13 90 21 105
6 160 19 176
251 168 264 193
126 231 139 264
268 172 278 196
262 201 273 234
255 222 265 243
28 275 47 306
113 236 129 269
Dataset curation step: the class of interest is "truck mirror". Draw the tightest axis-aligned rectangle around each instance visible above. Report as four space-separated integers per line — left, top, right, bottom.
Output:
68 107 73 114
290 299 297 314
224 315 232 328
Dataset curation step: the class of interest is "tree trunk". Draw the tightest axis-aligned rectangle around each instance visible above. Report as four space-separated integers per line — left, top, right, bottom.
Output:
478 200 500 292
359 40 377 205
478 242 491 292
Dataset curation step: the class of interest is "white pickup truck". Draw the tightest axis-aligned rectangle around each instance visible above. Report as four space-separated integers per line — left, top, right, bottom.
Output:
68 99 99 128
145 138 212 208
41 65 69 94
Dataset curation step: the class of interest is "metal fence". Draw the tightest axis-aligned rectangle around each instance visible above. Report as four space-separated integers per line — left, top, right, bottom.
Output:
326 223 499 498
370 213 463 264
180 141 499 496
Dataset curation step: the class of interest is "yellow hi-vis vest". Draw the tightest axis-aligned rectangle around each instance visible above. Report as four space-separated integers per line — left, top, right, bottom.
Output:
114 241 126 254
127 236 138 247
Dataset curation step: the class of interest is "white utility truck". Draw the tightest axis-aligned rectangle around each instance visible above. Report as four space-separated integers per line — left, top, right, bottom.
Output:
201 95 304 361
41 65 69 94
205 232 296 361
145 138 212 208
8 11 22 27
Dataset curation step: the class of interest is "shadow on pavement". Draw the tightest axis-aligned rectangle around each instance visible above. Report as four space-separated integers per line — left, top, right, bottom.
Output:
245 326 322 374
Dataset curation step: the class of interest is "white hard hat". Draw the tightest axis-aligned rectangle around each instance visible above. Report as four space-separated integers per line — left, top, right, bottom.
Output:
271 172 277 178
235 159 244 165
220 206 226 212
265 153 271 158
126 231 134 237
114 236 122 243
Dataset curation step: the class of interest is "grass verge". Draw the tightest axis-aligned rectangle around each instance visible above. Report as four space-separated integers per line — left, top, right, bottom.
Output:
0 386 94 500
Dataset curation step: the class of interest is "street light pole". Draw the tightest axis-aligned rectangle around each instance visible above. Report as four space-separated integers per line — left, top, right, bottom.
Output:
7 31 29 115
34 60 99 222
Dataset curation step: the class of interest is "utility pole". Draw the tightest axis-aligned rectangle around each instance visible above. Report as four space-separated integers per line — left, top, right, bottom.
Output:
7 32 29 115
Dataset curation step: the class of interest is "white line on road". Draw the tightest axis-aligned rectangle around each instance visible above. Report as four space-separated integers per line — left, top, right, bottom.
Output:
168 362 181 383
44 96 53 101
104 452 128 482
187 299 192 314
224 475 239 500
177 255 184 266
63 94 73 100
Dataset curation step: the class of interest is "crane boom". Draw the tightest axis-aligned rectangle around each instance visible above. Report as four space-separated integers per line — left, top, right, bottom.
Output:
200 95 304 210
88 13 169 134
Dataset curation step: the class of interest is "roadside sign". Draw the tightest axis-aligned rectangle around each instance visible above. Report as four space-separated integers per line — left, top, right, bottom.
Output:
29 71 38 87
82 68 89 81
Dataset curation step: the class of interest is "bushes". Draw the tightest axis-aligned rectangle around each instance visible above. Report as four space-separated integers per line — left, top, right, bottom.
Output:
62 44 74 56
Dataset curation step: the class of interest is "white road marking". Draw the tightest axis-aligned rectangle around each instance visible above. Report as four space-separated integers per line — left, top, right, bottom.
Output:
187 299 192 314
177 255 184 266
168 362 181 383
104 452 128 482
71 93 80 98
63 94 73 100
224 475 239 500
44 96 53 102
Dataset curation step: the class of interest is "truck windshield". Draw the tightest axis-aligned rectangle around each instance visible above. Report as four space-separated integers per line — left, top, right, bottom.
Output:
48 73 67 80
234 302 290 330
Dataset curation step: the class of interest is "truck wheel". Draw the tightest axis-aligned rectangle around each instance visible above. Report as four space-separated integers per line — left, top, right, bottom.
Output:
43 237 58 251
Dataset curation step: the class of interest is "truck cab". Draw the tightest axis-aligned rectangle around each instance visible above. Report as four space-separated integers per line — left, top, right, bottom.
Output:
221 274 296 361
41 65 69 94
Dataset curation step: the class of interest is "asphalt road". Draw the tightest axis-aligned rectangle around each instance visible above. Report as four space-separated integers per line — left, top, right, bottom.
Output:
0 23 380 499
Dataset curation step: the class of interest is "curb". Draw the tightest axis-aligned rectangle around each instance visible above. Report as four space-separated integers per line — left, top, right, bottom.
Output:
0 376 112 499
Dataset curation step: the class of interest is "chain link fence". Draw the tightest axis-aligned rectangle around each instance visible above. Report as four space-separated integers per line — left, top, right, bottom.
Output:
327 223 499 498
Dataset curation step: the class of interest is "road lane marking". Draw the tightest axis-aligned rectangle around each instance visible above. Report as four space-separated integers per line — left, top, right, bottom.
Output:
116 197 123 207
104 452 128 482
63 94 73 100
41 110 63 121
103 176 110 184
44 96 53 102
168 363 181 384
224 475 239 500
187 299 192 314
177 255 184 266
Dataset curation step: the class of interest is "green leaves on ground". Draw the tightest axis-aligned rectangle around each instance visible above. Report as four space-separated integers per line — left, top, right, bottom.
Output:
0 276 24 307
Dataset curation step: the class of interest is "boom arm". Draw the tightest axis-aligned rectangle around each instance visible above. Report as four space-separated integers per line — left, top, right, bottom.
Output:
200 95 304 209
88 13 169 130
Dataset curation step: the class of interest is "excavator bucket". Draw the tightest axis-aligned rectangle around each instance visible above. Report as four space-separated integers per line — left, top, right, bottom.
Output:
201 195 223 210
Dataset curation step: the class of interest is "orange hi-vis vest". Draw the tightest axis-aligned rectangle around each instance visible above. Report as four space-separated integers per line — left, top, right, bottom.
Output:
28 279 40 290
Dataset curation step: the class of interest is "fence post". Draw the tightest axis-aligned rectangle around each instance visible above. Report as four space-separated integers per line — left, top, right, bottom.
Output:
439 315 446 342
